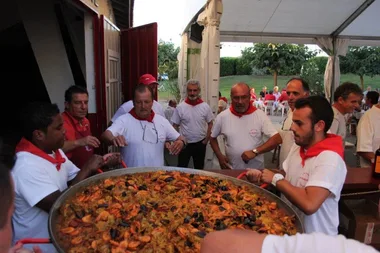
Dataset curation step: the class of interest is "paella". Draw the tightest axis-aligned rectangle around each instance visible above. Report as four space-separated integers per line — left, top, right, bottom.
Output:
55 170 297 253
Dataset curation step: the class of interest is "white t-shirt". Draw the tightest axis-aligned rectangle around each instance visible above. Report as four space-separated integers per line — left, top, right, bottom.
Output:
164 106 175 124
282 144 347 235
107 113 180 167
279 110 294 170
211 109 277 169
357 105 380 167
12 150 79 252
329 106 347 140
111 100 165 122
171 101 214 143
262 232 378 253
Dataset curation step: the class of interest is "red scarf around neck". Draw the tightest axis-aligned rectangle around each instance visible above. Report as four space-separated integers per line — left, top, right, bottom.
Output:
185 97 204 106
230 103 257 118
15 138 66 171
299 134 344 167
129 108 155 123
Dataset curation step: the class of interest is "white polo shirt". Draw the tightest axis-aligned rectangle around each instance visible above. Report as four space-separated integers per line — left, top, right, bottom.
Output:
357 105 380 167
171 101 214 143
329 106 347 140
107 113 180 167
12 150 79 252
282 144 347 235
111 100 165 122
262 232 378 253
211 109 277 170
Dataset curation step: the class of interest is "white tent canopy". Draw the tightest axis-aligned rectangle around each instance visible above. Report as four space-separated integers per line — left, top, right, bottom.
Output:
180 0 380 103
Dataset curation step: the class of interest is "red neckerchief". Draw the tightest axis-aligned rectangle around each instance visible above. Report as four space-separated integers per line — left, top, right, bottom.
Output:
62 111 90 135
15 138 66 171
129 108 155 123
219 97 228 103
299 134 344 167
185 97 204 106
230 103 257 118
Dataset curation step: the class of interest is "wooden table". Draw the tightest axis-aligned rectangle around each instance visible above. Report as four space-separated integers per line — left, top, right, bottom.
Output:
206 167 380 194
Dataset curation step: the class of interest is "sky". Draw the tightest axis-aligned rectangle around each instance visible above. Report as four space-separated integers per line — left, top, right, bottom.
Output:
133 0 326 57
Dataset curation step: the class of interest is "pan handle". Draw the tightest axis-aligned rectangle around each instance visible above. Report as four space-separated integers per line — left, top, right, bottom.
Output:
15 238 51 245
236 171 268 189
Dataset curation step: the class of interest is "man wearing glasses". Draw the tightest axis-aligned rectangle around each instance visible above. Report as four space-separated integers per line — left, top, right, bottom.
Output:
101 85 185 167
210 83 278 170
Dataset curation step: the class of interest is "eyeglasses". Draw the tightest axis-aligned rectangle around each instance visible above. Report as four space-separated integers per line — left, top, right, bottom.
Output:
140 121 158 144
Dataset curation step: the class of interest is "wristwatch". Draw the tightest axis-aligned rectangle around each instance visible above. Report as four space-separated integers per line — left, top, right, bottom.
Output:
271 173 284 187
252 149 259 156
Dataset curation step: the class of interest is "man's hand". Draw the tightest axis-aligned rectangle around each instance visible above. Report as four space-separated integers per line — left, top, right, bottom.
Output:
83 154 105 172
241 150 256 163
202 138 209 145
77 135 100 148
167 140 184 155
246 169 262 183
103 153 121 167
9 244 43 253
112 136 128 147
261 169 275 184
217 154 231 170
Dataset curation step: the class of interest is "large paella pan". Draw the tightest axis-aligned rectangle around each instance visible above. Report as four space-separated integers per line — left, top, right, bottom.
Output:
47 167 304 252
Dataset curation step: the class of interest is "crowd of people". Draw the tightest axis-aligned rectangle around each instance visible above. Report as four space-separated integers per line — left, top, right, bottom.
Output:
0 72 379 252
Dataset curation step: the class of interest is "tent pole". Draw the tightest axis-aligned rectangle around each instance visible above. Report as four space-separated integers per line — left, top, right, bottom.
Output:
330 36 337 104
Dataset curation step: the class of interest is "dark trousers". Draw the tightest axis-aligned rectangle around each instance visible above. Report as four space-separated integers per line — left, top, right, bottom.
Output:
178 139 207 170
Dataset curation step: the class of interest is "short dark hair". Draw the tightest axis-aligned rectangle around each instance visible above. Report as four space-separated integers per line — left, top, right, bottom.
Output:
295 96 334 133
19 102 60 141
0 162 12 229
132 84 154 102
64 85 88 103
168 100 176 106
366 91 379 105
287 77 310 92
219 91 222 97
333 82 362 102
269 90 273 95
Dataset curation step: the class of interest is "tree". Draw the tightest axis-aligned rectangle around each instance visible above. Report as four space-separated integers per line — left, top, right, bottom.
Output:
340 46 380 89
309 56 328 74
158 40 180 79
248 43 317 86
300 61 324 95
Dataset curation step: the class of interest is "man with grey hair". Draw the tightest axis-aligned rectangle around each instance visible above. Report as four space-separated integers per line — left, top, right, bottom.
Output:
171 79 214 170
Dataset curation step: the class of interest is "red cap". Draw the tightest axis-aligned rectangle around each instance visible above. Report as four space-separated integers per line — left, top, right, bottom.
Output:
139 74 158 85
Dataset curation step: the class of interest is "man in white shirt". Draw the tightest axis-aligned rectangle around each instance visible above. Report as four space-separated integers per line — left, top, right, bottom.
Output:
102 84 185 167
171 79 214 170
12 102 105 252
201 229 378 253
240 78 310 170
247 96 347 235
356 102 380 167
329 82 362 140
277 78 310 169
210 83 279 170
110 73 165 124
164 99 177 124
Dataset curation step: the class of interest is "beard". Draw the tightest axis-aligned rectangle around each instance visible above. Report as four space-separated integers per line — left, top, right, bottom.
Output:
293 129 314 148
188 95 198 101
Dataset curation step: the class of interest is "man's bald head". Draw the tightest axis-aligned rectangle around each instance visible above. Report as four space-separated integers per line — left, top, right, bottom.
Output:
230 83 251 113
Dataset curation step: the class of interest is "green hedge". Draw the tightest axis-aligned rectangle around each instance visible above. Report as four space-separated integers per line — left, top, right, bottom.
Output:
220 57 237 76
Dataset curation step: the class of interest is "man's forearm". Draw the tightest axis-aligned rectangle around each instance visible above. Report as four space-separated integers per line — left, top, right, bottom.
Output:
101 130 115 145
68 167 93 186
62 140 81 153
210 137 222 158
357 151 375 163
256 133 282 154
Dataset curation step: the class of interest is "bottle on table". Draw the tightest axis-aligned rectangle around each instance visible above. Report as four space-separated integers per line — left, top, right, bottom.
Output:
373 146 380 178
